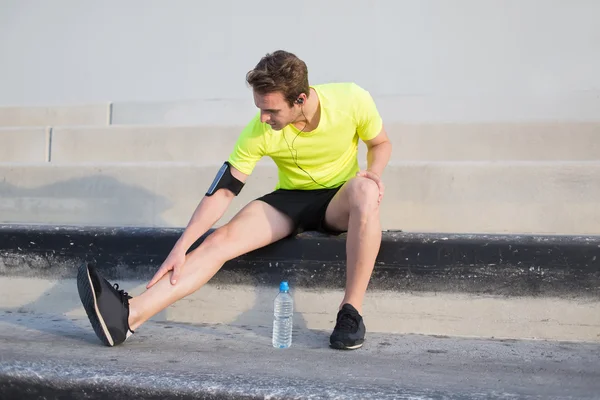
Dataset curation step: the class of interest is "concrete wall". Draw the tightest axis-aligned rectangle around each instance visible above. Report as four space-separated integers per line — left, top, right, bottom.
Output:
1 0 599 123
1 1 599 235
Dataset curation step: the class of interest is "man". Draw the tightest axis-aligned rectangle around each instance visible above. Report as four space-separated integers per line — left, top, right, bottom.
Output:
77 50 392 350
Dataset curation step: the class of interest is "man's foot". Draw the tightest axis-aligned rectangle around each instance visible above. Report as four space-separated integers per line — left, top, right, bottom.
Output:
329 303 366 350
76 262 134 346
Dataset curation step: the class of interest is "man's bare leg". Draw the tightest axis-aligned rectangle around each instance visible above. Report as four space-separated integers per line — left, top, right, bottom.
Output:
324 176 381 314
127 200 294 331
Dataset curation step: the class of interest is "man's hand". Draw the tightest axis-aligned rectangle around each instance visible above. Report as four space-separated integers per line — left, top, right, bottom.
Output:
147 247 187 289
356 170 385 204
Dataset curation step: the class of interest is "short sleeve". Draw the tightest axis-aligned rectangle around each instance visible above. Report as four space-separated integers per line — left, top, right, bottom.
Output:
353 84 383 141
227 113 267 175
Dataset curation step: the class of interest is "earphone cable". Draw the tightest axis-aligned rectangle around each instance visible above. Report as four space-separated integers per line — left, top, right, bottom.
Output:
283 101 335 189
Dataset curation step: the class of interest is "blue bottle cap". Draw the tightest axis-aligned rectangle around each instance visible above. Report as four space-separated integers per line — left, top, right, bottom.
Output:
280 281 289 291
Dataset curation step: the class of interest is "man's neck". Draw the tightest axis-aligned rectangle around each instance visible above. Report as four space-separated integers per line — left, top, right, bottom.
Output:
293 88 320 132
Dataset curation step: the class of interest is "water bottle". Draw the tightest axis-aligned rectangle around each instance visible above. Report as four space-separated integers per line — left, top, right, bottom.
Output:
272 281 293 348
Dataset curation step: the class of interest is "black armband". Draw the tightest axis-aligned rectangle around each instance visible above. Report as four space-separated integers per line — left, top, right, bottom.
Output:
206 162 245 196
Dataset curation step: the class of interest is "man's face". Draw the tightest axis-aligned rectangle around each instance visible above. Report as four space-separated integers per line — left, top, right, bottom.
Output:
253 91 299 131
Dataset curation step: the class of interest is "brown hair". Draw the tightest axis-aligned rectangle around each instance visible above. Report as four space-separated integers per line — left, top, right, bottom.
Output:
246 50 310 107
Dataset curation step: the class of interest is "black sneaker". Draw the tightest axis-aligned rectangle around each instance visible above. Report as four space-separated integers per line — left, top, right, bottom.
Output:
77 262 134 346
329 303 366 350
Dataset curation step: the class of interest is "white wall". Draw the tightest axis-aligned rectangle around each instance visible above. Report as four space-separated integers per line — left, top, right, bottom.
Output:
1 0 599 121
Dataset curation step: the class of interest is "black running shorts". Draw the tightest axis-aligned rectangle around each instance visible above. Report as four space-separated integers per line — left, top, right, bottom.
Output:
256 185 346 236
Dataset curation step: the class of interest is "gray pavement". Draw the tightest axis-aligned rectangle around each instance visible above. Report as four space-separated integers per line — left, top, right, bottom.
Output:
1 311 599 399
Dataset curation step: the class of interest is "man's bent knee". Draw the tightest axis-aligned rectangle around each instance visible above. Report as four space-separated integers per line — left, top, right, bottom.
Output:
198 225 232 261
346 177 379 213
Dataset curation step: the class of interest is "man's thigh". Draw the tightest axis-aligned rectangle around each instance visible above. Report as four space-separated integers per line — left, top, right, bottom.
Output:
204 199 296 262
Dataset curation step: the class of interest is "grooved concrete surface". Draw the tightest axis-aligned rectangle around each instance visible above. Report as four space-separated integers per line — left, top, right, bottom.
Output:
1 162 599 234
1 312 600 399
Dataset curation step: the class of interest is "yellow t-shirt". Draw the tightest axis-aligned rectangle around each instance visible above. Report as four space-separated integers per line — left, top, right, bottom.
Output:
228 82 383 191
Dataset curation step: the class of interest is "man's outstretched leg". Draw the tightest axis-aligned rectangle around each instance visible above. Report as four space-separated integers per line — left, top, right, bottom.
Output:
323 176 382 349
77 200 295 346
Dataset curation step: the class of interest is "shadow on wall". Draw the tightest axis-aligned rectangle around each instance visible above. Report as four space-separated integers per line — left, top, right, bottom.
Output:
0 175 173 227
0 175 315 345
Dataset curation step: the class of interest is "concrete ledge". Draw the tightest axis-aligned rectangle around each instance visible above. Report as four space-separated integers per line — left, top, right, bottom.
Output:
49 122 600 163
109 92 600 125
1 161 600 234
0 127 49 162
0 104 111 127
51 125 240 163
379 122 600 162
1 224 598 297
375 91 600 123
110 98 257 126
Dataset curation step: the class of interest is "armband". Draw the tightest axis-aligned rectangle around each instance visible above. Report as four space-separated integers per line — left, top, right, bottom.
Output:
206 162 245 196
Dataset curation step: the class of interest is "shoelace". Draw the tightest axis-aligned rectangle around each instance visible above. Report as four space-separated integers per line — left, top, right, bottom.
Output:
335 312 359 332
113 283 132 303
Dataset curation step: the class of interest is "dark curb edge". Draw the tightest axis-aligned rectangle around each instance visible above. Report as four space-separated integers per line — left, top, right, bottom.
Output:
1 224 599 297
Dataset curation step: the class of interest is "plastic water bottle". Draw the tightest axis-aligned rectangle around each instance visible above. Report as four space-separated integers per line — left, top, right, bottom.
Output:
272 281 293 348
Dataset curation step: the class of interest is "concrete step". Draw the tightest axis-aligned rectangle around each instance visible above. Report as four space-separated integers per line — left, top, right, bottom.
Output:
0 127 50 162
109 92 600 125
1 161 599 234
3 225 598 297
111 98 257 126
29 122 600 163
1 223 599 341
2 276 599 342
2 313 599 399
2 223 598 340
0 104 110 127
3 90 599 130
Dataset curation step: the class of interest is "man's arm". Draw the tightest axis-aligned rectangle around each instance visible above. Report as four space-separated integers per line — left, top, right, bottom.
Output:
352 83 392 179
356 126 392 204
363 126 392 178
147 165 248 288
174 165 248 253
148 112 264 288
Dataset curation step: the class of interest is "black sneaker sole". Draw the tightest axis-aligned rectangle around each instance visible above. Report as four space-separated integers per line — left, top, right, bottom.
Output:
77 263 115 346
329 340 364 350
